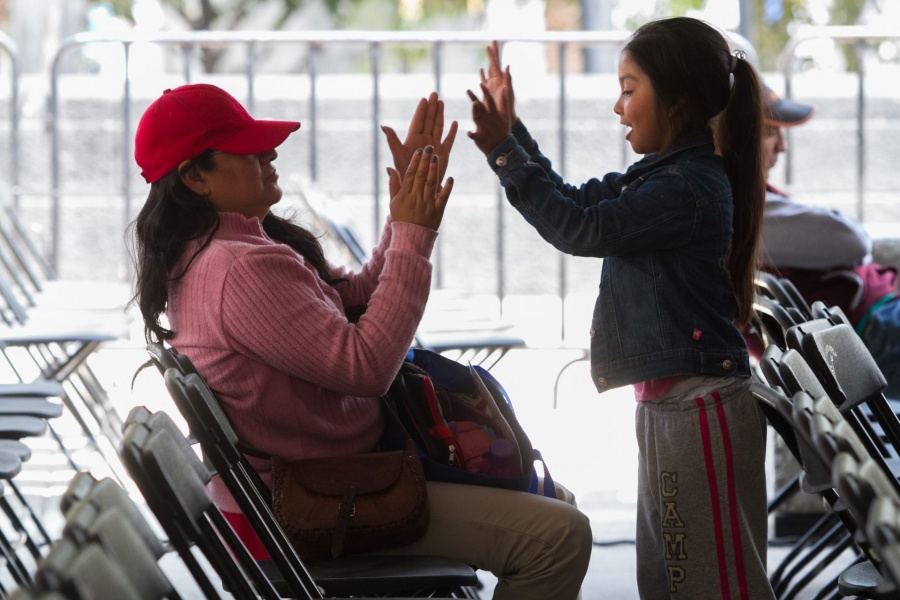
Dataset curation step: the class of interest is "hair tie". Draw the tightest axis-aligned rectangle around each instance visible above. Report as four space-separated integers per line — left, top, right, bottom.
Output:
730 49 745 74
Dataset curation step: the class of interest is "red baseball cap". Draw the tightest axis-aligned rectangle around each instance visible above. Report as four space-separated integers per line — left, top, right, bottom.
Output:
134 83 300 183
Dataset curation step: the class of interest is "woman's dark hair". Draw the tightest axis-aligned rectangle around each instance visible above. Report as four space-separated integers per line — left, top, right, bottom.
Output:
624 16 765 327
128 150 339 343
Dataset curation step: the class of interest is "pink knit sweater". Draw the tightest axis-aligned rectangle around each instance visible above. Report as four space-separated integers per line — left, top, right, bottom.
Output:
167 211 436 513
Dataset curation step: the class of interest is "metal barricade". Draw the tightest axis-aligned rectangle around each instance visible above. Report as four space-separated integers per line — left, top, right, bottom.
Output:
781 25 900 222
0 31 20 208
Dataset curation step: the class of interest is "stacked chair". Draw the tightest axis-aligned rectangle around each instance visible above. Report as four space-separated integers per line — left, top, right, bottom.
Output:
0 202 131 486
751 271 900 598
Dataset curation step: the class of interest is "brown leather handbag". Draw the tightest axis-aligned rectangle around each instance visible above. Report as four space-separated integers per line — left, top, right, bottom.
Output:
270 439 429 559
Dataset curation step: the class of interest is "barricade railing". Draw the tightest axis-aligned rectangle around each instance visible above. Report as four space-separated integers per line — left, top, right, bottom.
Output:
27 27 895 338
45 29 635 339
0 30 20 208
781 25 900 222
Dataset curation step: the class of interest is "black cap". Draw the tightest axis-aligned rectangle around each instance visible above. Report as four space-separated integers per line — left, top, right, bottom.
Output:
764 84 815 127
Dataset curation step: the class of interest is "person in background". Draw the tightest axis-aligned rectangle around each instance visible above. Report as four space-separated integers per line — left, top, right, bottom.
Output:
129 83 592 600
758 84 900 397
468 18 775 599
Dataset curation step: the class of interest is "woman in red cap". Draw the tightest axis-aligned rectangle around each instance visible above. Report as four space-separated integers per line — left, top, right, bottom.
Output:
129 83 592 599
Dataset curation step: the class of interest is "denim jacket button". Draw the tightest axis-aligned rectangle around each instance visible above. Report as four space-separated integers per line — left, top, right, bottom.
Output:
495 154 508 167
722 359 734 371
589 328 596 337
596 377 607 388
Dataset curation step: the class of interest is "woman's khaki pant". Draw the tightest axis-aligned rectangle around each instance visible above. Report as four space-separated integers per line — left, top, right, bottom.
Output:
370 480 593 599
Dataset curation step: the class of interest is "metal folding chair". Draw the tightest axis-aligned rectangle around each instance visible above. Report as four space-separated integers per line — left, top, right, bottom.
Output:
146 343 481 599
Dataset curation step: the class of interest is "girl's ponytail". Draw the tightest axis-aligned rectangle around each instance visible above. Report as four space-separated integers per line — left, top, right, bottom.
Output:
717 56 766 327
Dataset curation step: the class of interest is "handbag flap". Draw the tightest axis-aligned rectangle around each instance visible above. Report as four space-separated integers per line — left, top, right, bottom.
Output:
280 448 405 496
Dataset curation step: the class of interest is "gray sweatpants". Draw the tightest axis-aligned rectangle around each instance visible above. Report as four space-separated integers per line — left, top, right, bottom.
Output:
635 378 775 599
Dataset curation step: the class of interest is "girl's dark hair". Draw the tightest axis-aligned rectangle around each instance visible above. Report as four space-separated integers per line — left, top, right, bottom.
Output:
128 150 338 343
624 16 765 327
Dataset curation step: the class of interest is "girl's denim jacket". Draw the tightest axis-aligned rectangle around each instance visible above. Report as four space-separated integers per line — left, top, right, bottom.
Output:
488 120 750 392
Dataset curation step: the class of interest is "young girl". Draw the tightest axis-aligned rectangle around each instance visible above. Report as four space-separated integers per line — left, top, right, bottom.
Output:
468 17 775 599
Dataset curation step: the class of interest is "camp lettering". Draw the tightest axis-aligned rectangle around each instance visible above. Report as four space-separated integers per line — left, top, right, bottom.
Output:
660 471 687 593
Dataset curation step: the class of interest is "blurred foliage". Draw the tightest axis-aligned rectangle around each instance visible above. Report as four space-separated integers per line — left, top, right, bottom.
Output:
89 0 878 73
88 0 473 71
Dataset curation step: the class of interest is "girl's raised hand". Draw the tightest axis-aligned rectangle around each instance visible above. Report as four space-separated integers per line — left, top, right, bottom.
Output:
388 145 453 231
480 41 516 123
467 81 512 156
382 92 458 184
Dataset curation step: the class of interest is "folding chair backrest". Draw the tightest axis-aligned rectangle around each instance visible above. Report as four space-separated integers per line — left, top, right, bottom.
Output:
784 391 841 494
800 323 887 409
777 348 828 400
146 343 199 378
757 344 788 391
120 418 281 600
34 538 142 600
832 452 900 540
778 277 814 321
866 496 900 590
810 300 850 326
60 472 167 561
161 370 322 599
161 366 479 600
62 500 178 600
751 295 796 349
784 317 833 353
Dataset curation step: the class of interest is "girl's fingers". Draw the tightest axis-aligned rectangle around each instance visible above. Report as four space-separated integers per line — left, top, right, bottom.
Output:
466 88 480 104
480 67 487 85
480 82 498 113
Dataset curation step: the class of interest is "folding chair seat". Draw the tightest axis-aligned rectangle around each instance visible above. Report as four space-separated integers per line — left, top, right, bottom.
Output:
146 343 481 598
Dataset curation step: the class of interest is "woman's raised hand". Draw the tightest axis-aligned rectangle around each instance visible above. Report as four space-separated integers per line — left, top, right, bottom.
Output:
467 41 516 156
382 92 458 184
388 145 453 231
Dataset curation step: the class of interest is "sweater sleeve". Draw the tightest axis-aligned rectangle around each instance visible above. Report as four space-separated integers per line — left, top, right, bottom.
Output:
220 222 436 397
762 194 872 270
327 218 390 308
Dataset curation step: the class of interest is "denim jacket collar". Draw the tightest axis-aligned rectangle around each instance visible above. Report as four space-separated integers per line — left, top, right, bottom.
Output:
620 131 716 186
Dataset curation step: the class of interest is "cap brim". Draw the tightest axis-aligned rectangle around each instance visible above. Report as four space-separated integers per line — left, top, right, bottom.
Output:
212 119 301 154
766 99 815 128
